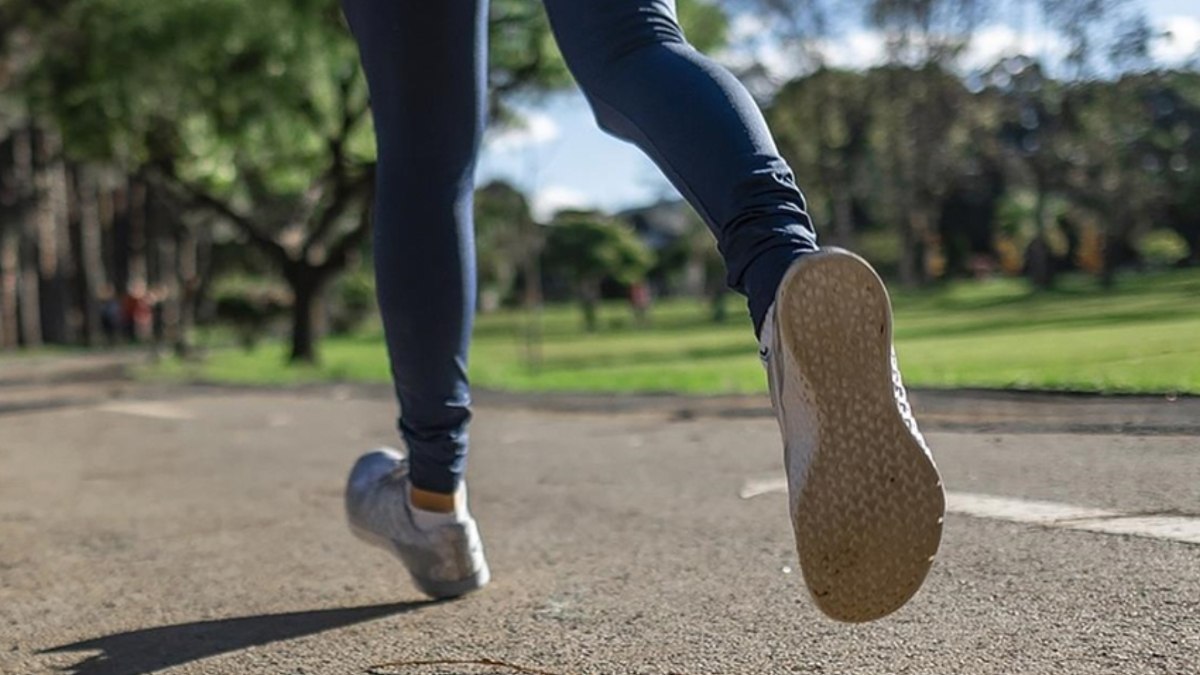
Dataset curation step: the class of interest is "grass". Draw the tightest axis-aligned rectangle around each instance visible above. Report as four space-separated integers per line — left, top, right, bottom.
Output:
142 268 1200 395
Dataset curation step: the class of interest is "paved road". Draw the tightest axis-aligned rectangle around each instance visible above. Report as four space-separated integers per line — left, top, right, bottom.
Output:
1 368 1198 674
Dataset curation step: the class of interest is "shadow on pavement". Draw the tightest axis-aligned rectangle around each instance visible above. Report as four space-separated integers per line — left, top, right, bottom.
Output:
39 601 433 675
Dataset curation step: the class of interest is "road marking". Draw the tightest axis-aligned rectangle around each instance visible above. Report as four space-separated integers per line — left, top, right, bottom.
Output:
739 477 788 500
949 492 1200 545
945 492 1115 523
96 401 195 421
739 478 1200 546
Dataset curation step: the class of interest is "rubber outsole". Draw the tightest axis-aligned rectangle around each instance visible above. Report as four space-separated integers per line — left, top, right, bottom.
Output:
775 249 945 623
349 522 490 600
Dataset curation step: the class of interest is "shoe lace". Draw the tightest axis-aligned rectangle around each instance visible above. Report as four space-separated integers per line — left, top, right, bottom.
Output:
890 347 931 454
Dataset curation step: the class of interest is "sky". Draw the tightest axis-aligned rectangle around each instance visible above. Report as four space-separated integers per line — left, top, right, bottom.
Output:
476 0 1200 221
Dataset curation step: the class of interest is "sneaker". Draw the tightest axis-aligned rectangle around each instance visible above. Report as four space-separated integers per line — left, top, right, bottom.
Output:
345 448 490 599
760 248 945 623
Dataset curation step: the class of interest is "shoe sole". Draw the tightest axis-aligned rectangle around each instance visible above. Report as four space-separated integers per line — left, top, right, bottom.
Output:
349 522 491 600
775 249 945 623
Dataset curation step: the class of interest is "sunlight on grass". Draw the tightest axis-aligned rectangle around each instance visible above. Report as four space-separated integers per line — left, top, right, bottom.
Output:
142 268 1200 395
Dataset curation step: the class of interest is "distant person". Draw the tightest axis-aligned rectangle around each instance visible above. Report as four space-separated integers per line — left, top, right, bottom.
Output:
629 281 651 326
340 1 944 623
98 285 121 346
121 280 153 343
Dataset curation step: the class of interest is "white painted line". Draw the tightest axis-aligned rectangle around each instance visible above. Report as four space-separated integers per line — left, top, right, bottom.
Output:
740 477 1200 546
944 492 1116 523
1057 515 1200 545
948 492 1200 546
96 401 195 421
739 477 788 500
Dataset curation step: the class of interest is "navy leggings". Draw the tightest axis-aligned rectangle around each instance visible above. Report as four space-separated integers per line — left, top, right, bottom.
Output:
341 0 819 493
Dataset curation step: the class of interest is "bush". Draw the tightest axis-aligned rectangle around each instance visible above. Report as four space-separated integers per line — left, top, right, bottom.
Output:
329 270 376 335
1138 229 1189 268
214 286 289 350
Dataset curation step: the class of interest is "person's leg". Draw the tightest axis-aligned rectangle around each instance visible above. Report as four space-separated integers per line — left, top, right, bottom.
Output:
541 0 819 335
542 2 944 624
341 0 487 499
340 0 491 599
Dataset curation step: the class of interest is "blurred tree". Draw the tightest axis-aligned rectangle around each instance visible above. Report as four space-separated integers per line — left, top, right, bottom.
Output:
865 0 987 286
866 63 974 285
19 0 727 360
1057 74 1168 287
1159 71 1200 265
27 0 378 363
475 180 543 310
655 207 728 321
542 212 655 331
769 68 873 248
984 57 1076 288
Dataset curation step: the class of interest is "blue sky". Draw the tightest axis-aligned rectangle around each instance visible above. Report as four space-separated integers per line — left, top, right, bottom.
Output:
476 0 1200 220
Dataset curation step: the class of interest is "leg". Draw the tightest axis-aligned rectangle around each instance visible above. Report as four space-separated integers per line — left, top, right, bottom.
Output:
341 0 487 495
541 0 819 334
543 2 945 623
340 0 491 599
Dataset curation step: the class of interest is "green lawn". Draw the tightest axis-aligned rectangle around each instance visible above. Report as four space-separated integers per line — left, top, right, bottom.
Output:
144 268 1200 395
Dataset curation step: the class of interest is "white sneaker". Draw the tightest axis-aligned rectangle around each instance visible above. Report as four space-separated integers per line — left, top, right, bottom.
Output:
760 248 945 623
345 448 490 599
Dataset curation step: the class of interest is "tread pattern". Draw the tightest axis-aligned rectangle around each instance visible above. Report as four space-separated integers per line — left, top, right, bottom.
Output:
775 250 945 623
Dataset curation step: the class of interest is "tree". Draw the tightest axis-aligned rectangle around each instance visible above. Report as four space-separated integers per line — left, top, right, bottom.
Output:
983 57 1076 288
29 0 380 363
21 0 727 361
769 68 874 248
475 180 543 310
542 212 655 331
658 208 729 321
865 0 988 286
1158 70 1200 265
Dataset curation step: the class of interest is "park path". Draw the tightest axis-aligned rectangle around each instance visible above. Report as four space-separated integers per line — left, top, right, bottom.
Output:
1 361 1198 674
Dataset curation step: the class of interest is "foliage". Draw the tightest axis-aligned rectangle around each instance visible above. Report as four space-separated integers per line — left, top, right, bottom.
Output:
475 180 542 308
328 268 375 335
543 212 655 330
1138 229 1189 268
213 283 288 350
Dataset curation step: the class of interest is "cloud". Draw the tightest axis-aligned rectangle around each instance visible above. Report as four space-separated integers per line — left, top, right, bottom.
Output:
531 185 592 222
1153 15 1200 64
816 30 887 70
485 111 561 153
961 24 1071 71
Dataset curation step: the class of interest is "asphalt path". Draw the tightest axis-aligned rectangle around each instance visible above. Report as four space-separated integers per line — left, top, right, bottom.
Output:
1 363 1198 674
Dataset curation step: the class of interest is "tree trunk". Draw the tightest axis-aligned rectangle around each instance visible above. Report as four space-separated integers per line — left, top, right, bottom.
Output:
34 128 72 344
520 253 543 371
1100 230 1119 290
522 253 542 309
0 135 18 349
579 278 599 332
832 189 856 249
128 179 148 293
111 178 148 296
174 227 199 357
71 166 104 346
0 229 17 349
710 288 728 323
19 221 42 346
10 127 40 346
898 212 921 287
1028 179 1055 290
287 269 325 364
